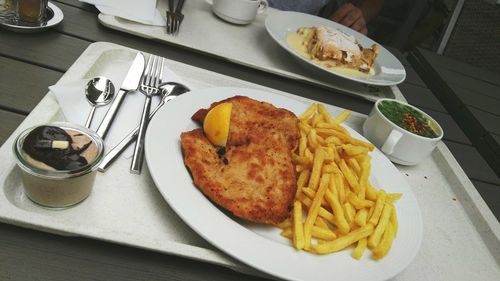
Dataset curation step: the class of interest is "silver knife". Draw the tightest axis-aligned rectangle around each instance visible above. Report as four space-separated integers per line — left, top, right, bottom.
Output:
97 95 177 172
96 52 145 138
98 82 190 172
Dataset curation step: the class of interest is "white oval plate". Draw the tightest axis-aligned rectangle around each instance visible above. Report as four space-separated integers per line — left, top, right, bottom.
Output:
265 11 406 86
145 87 422 281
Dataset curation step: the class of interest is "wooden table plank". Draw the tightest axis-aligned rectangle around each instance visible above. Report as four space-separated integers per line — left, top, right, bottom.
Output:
0 56 62 114
0 223 270 281
0 110 25 145
444 140 500 185
452 84 500 115
398 83 447 113
491 134 500 149
402 67 427 87
408 48 500 177
487 134 500 161
425 109 471 145
417 48 500 87
0 31 90 72
53 0 97 12
438 68 500 101
483 134 500 181
468 107 500 136
471 180 500 222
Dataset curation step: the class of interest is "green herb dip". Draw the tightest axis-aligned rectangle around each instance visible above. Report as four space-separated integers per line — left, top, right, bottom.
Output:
378 101 439 138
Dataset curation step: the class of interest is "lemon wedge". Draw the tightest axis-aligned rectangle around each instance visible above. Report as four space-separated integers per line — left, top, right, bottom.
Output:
203 102 233 146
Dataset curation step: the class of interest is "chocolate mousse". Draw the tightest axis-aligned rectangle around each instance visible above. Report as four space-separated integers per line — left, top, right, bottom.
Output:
22 126 98 172
14 123 104 208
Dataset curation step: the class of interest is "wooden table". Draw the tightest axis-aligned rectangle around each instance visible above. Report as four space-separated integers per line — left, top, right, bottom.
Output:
408 48 500 218
0 1 498 280
408 48 500 176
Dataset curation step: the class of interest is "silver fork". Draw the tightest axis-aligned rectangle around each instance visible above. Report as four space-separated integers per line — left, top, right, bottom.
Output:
172 0 186 35
130 55 164 173
166 0 175 34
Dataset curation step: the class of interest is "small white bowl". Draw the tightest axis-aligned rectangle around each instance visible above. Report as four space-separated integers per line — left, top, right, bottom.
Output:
362 99 443 165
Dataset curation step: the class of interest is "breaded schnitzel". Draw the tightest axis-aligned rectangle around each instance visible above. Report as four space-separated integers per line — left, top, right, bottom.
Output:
191 96 299 151
181 96 300 224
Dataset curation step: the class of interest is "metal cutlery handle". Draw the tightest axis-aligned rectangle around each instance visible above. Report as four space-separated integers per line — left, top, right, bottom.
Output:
98 127 137 172
166 0 175 34
130 95 152 173
173 0 186 34
175 0 185 13
98 98 167 172
85 105 96 128
96 89 127 138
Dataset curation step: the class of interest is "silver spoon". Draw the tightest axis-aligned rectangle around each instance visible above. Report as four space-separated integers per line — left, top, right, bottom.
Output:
84 77 115 128
97 82 190 172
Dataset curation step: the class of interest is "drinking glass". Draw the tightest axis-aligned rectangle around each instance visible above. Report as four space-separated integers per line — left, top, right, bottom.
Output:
16 0 48 23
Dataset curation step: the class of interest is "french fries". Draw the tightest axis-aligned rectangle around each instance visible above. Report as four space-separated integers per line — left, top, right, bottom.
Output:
285 103 401 260
312 224 374 254
293 201 305 249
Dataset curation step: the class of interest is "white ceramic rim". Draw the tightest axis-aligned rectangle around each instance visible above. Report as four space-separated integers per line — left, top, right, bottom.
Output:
374 98 444 141
13 122 104 179
264 11 406 86
145 87 423 281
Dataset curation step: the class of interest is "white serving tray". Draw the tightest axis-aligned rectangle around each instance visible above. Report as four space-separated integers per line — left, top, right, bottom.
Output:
98 0 403 102
0 42 499 280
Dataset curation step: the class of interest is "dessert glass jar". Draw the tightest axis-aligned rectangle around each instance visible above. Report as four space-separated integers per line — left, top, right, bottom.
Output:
13 122 104 208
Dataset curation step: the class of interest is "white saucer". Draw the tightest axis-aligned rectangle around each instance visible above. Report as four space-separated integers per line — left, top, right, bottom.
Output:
0 2 64 32
213 10 252 25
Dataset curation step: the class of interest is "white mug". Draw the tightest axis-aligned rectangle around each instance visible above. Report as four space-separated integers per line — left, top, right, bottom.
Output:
206 0 268 25
362 99 444 165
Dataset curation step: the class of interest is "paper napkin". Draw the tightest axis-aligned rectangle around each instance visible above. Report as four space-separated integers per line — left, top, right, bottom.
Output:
49 61 184 159
80 0 166 26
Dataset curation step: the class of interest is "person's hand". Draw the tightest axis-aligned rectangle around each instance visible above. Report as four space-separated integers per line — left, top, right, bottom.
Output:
330 3 368 35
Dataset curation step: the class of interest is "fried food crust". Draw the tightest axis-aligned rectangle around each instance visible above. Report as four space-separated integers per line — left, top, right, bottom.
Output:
181 96 300 224
191 95 300 151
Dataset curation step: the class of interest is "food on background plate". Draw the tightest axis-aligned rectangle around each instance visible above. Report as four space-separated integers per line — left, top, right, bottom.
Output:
181 96 300 225
277 103 401 260
287 26 380 74
13 123 104 208
378 100 439 138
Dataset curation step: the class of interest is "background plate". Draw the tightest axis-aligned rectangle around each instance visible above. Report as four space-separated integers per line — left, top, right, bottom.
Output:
145 87 422 281
265 11 406 86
